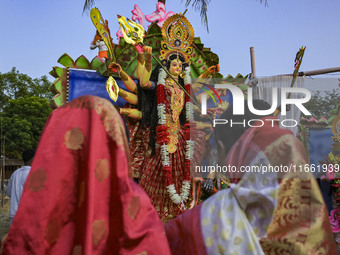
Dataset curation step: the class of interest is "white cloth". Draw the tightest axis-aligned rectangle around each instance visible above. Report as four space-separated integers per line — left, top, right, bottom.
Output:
254 75 305 135
200 152 279 255
6 165 31 226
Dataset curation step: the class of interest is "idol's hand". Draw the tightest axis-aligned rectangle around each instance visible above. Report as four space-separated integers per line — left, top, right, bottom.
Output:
109 63 122 73
197 64 220 80
203 178 214 194
143 45 152 54
208 64 220 74
139 46 153 88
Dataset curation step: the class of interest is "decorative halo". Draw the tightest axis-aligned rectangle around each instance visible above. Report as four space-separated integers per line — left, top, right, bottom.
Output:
159 13 195 65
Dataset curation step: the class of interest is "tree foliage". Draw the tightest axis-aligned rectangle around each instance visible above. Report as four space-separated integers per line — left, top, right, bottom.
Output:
0 67 53 109
303 89 340 119
0 68 53 158
184 0 211 32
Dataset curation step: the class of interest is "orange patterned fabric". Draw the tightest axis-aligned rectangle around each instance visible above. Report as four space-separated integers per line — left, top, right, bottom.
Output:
225 118 337 254
3 96 171 254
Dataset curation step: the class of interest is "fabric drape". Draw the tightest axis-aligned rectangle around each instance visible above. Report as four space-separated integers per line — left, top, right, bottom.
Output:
165 118 336 254
3 95 171 255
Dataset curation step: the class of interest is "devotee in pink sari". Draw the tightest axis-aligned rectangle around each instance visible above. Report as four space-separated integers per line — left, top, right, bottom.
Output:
165 100 336 254
2 96 171 254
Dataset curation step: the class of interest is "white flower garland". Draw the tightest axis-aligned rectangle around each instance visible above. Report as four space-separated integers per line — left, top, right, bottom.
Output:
167 184 182 204
185 140 195 160
157 68 167 85
161 144 170 166
183 68 191 85
157 104 166 125
180 180 191 201
166 181 191 205
185 102 194 122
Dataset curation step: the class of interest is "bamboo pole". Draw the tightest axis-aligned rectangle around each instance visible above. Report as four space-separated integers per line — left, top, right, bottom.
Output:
277 67 340 77
249 47 259 99
250 47 256 78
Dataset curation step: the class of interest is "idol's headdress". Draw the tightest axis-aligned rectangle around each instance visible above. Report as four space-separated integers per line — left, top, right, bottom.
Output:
159 13 195 66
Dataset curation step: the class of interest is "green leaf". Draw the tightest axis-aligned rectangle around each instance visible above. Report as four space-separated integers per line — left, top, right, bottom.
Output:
58 53 75 68
49 66 64 78
52 94 65 108
75 55 91 69
98 62 109 76
52 78 63 93
91 57 104 70
146 22 162 35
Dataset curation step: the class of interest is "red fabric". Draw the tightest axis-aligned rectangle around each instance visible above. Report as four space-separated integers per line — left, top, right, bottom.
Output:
126 117 150 179
184 84 191 102
157 84 166 104
225 117 293 183
165 204 207 255
3 96 171 255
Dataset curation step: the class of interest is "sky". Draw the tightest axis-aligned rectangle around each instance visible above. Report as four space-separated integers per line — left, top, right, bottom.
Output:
1 0 340 92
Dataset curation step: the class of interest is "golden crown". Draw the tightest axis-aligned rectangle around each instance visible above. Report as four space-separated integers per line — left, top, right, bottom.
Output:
159 13 195 65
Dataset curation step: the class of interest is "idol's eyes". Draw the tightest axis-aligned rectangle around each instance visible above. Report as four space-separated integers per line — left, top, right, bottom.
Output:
171 62 182 68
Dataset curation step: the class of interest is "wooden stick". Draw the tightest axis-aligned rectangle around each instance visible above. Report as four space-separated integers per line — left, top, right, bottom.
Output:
250 47 256 78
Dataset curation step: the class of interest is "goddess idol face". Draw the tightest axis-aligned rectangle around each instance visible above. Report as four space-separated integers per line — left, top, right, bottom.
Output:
169 59 182 77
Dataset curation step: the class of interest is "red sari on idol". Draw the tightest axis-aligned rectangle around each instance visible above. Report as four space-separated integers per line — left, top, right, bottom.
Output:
139 83 188 222
2 96 171 255
138 76 205 222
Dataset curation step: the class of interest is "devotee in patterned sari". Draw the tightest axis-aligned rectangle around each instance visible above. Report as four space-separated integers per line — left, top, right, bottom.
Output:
2 96 171 254
165 100 336 254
